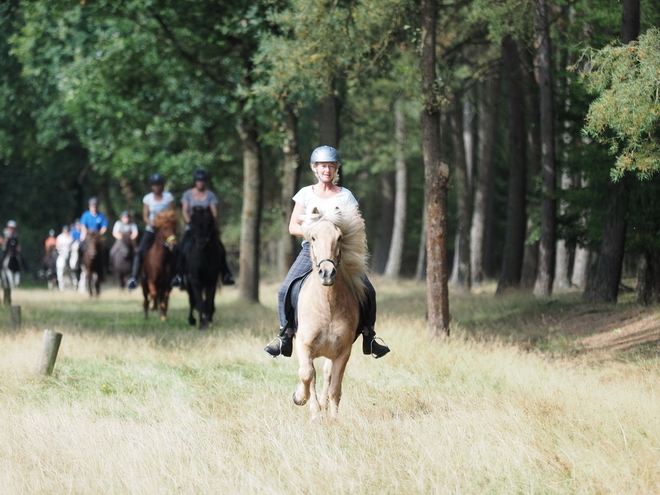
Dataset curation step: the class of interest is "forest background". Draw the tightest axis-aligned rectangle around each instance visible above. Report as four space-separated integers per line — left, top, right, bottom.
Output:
2 0 660 328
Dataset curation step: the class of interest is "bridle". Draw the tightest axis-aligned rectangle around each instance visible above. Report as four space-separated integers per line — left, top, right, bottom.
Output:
163 234 177 250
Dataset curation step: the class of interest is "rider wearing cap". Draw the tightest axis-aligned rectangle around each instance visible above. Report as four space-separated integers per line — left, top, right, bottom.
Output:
263 146 390 359
170 168 235 289
80 197 109 240
127 173 175 290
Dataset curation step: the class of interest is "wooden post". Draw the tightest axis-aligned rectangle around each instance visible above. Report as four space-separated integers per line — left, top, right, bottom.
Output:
3 287 10 306
11 305 21 330
36 329 62 376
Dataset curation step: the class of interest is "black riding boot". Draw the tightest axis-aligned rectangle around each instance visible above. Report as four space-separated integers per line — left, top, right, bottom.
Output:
126 254 140 290
264 327 294 358
362 327 390 358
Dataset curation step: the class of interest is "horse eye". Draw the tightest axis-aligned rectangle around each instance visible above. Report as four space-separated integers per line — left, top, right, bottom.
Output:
311 236 316 242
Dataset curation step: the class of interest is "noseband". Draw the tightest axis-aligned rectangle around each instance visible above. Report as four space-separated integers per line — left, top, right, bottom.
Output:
315 258 340 270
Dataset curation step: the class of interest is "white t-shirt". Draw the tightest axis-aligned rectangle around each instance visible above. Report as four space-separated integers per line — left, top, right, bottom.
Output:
56 233 74 255
143 191 174 232
292 185 358 210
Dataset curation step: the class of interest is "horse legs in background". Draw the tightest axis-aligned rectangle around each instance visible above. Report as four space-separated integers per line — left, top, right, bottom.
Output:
187 282 215 330
87 270 100 297
78 267 87 294
56 254 67 291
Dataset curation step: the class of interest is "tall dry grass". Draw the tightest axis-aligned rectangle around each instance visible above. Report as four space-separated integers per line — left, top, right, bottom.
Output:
0 280 659 494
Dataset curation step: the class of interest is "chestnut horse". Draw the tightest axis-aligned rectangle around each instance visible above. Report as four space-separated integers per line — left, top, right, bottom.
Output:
292 203 368 421
141 210 178 320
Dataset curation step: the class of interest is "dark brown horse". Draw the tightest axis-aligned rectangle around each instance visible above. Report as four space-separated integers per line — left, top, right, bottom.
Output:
141 210 178 320
82 230 105 297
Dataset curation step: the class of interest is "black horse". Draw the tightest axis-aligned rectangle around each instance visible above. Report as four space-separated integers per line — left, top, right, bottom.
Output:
186 206 223 330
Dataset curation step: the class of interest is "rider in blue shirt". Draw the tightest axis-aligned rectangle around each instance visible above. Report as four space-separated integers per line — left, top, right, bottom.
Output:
80 197 108 239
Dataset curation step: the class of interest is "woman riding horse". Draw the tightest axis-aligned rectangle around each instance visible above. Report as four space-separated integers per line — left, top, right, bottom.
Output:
141 210 178 320
264 146 389 359
127 173 174 290
170 168 234 290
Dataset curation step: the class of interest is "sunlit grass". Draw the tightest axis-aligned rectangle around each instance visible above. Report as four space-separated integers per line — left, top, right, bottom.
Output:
1 281 659 493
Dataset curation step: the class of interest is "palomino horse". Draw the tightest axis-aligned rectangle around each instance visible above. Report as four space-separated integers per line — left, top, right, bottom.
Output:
141 210 178 320
292 203 368 421
82 230 105 296
186 206 222 330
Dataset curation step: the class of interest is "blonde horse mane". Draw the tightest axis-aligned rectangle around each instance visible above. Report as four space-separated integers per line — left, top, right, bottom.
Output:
301 202 368 304
154 210 178 229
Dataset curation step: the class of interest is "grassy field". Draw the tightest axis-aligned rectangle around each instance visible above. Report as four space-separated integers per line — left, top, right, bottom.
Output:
1 279 659 494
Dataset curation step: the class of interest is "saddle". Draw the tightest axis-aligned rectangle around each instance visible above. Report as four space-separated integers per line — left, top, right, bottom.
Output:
282 269 364 343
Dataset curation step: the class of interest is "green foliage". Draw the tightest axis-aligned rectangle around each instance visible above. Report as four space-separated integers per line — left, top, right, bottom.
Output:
581 28 660 180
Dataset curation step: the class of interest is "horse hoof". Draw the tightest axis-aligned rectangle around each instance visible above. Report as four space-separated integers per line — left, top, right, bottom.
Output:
188 317 196 326
292 392 307 407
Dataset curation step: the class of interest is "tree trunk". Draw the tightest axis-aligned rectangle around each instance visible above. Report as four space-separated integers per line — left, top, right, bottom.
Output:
470 74 499 286
319 94 341 149
448 92 471 290
384 99 408 279
279 101 302 278
421 0 449 336
373 172 395 273
236 115 262 302
532 0 557 298
571 246 589 288
521 46 541 289
416 200 427 281
553 171 572 291
583 0 638 303
497 36 527 294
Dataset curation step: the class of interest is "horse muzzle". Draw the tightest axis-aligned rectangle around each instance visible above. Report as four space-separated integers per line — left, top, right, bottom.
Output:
316 259 337 286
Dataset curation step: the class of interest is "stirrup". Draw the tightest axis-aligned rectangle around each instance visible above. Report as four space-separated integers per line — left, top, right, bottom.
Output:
367 336 390 359
264 336 284 358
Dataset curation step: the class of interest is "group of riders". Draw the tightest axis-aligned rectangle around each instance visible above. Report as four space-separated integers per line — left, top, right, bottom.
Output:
2 146 390 359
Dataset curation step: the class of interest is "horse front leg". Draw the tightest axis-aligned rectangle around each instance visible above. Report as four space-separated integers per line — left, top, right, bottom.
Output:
293 342 321 422
187 287 197 326
326 348 352 419
159 288 170 321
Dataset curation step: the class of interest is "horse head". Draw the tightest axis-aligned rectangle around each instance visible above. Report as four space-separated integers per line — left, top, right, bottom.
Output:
190 206 216 248
154 210 178 251
85 231 100 259
305 207 344 286
302 203 368 292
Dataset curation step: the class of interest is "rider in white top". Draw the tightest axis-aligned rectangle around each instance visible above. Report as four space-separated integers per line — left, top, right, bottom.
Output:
264 146 390 359
126 173 175 290
55 225 74 291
